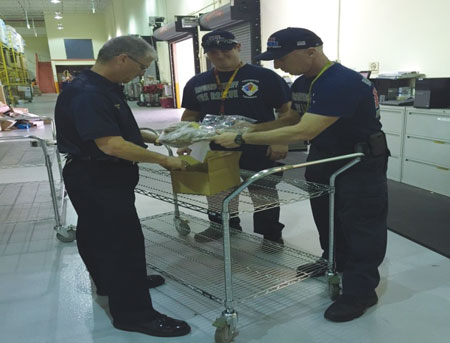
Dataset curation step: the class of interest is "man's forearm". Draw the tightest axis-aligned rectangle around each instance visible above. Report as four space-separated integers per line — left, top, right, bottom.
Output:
99 137 168 164
252 110 300 132
243 124 308 145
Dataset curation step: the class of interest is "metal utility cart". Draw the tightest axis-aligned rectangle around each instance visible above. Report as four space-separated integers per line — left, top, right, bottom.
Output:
0 117 75 242
136 136 363 342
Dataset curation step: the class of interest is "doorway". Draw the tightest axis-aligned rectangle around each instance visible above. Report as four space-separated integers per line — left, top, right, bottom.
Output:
170 37 196 108
37 62 56 93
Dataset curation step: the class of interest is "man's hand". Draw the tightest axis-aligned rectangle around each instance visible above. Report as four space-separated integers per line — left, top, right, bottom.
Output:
266 145 288 161
176 146 192 155
213 132 239 148
160 156 188 171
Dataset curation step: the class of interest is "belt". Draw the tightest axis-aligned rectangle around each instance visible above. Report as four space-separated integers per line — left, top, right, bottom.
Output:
66 154 137 166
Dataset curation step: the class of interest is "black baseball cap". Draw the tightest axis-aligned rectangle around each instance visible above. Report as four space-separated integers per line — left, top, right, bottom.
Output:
202 29 238 53
255 27 323 61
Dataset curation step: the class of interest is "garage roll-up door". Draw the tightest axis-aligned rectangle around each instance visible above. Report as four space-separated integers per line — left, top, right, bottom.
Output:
226 22 252 64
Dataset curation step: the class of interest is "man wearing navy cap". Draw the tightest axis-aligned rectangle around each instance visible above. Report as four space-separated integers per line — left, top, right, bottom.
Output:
179 29 299 247
214 27 389 322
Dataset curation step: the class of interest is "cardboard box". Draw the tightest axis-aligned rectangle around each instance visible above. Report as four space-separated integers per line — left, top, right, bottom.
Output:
171 151 241 195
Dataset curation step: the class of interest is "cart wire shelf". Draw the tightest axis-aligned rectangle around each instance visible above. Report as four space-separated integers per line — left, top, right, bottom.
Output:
137 165 331 218
0 141 55 169
141 212 327 304
0 181 62 224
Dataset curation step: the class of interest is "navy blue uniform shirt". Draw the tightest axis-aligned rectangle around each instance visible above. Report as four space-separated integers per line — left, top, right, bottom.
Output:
182 63 290 153
291 63 382 154
182 63 290 122
55 69 145 159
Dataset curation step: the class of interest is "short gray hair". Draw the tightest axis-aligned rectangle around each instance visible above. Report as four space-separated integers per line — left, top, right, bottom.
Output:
97 35 157 63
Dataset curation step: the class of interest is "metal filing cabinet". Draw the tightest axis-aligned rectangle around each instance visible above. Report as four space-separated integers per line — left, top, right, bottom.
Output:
402 108 450 197
379 105 407 181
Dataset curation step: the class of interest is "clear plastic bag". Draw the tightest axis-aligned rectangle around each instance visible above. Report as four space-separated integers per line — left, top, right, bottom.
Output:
158 115 256 148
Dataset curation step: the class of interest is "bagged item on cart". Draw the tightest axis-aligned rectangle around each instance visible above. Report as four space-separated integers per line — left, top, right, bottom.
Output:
158 115 256 148
201 114 256 133
158 121 215 147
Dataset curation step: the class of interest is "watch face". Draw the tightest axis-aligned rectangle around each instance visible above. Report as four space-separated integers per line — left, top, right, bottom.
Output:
234 134 242 145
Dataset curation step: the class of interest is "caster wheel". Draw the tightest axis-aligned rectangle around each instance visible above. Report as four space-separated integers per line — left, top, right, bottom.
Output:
174 217 191 236
215 325 237 343
56 229 76 242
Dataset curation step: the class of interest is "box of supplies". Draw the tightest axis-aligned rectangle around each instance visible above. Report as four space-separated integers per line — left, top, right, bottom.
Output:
170 151 241 195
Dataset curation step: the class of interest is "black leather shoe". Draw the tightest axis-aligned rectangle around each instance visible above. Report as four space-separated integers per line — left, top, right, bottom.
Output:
296 258 328 278
96 275 165 296
194 226 242 243
113 314 191 337
324 294 378 322
261 236 284 253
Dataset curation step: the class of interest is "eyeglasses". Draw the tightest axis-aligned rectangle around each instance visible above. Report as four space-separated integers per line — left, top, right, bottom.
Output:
127 55 148 71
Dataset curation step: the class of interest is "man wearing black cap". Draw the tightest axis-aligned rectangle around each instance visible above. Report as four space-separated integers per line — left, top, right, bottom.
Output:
179 29 299 247
214 27 389 322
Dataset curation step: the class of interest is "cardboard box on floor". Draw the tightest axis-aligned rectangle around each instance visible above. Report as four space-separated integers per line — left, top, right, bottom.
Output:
170 151 241 195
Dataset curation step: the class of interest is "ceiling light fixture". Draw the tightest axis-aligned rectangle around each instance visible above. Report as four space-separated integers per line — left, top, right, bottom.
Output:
50 0 61 4
57 23 64 30
25 9 31 29
91 0 96 14
55 12 63 20
32 18 37 37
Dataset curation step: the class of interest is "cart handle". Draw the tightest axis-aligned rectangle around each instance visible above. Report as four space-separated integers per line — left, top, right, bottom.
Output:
223 152 365 208
39 116 57 140
0 135 55 145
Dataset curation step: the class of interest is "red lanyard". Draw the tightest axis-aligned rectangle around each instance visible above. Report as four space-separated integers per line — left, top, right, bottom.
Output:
214 62 243 115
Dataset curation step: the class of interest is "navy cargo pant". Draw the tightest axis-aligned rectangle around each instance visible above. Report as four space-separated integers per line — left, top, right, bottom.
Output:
63 158 157 323
305 145 388 297
207 146 285 240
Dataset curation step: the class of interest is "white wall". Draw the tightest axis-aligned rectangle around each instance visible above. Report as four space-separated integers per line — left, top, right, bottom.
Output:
104 0 166 39
23 36 51 79
340 0 450 76
260 0 450 77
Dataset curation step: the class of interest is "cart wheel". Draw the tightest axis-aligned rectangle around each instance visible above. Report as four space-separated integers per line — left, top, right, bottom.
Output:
56 229 76 243
215 325 237 343
327 274 341 300
174 217 191 236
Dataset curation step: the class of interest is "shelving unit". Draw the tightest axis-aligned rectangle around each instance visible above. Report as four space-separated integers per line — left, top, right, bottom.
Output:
0 31 30 105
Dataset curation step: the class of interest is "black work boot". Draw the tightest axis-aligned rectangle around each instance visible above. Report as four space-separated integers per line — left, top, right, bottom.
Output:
324 294 378 322
96 275 165 296
113 313 191 337
194 226 242 243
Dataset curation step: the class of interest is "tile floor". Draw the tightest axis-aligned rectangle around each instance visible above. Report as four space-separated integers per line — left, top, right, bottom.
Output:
0 94 449 343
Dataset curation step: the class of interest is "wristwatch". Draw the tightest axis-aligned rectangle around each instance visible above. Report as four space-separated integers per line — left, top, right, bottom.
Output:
234 133 245 146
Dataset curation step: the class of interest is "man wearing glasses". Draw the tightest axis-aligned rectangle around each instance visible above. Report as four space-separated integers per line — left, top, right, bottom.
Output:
55 36 190 337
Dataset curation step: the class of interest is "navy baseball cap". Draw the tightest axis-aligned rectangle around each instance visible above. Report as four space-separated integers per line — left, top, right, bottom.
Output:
202 30 238 53
255 27 323 60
